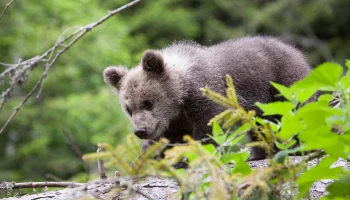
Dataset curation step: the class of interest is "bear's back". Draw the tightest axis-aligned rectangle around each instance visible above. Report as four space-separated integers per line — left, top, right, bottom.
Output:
189 36 311 108
179 36 311 130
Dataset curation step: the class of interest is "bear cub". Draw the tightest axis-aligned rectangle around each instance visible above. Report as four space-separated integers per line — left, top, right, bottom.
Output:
103 36 311 160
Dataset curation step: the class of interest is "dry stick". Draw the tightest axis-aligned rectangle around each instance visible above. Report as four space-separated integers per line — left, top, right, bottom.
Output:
62 128 90 182
0 33 78 114
0 0 15 21
0 0 143 134
2 181 84 190
0 31 85 135
0 55 43 80
0 61 13 67
0 27 82 80
97 143 107 179
0 84 14 113
36 26 82 98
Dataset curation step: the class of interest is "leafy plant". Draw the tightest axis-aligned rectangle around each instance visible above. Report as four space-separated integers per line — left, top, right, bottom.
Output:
84 61 350 199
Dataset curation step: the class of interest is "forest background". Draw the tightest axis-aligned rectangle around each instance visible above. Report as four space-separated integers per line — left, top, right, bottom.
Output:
0 0 349 185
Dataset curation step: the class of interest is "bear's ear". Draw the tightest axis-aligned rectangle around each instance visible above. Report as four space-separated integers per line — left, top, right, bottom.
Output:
103 66 128 90
141 50 164 74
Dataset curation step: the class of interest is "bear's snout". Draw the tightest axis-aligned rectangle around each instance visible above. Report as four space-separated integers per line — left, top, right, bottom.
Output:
134 128 147 139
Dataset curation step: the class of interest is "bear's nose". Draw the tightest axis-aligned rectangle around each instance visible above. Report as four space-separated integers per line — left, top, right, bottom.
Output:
134 128 147 139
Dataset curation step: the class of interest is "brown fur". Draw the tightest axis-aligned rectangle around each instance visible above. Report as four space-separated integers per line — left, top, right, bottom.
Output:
103 36 311 160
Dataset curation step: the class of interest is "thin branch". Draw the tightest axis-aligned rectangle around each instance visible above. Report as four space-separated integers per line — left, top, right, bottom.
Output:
97 142 107 179
1 181 84 191
0 83 14 113
0 61 14 67
62 128 90 182
0 0 15 21
0 0 143 134
36 26 82 98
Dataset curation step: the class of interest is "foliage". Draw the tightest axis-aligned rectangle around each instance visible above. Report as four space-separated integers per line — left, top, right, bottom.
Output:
83 61 350 199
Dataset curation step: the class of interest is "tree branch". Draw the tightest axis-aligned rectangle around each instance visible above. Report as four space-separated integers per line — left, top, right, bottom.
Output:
62 128 90 182
1 181 83 191
0 0 15 21
0 0 144 134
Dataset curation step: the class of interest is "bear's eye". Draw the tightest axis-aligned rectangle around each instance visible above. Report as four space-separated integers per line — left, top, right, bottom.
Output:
142 100 153 110
126 107 132 116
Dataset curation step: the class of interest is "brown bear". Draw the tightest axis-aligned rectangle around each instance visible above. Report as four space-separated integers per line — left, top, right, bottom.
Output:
103 36 311 160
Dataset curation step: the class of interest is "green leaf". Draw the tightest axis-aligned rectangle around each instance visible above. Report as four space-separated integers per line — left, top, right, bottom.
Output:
297 101 342 131
230 152 252 175
275 139 297 150
183 152 198 162
318 94 334 104
297 62 342 87
220 153 237 164
345 59 350 70
226 123 251 143
297 156 343 199
233 123 251 134
339 75 350 92
324 175 350 199
270 82 293 101
338 60 350 91
291 62 343 103
211 121 226 145
256 101 295 116
272 146 302 164
255 117 280 132
230 134 245 146
220 123 250 147
298 126 346 158
277 112 302 139
202 144 216 154
212 121 224 137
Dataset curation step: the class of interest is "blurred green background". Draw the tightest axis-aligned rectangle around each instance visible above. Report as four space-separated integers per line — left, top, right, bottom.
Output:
0 0 349 184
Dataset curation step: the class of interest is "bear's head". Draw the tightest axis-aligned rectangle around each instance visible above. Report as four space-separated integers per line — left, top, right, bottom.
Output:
103 50 185 140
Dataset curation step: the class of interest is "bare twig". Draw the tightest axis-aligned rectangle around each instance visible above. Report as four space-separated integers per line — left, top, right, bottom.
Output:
0 0 15 21
62 128 90 182
0 83 14 113
35 26 82 98
0 0 143 134
0 181 84 191
97 142 107 179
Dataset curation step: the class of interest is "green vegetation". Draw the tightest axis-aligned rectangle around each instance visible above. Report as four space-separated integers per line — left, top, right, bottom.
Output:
84 61 350 199
0 0 349 198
